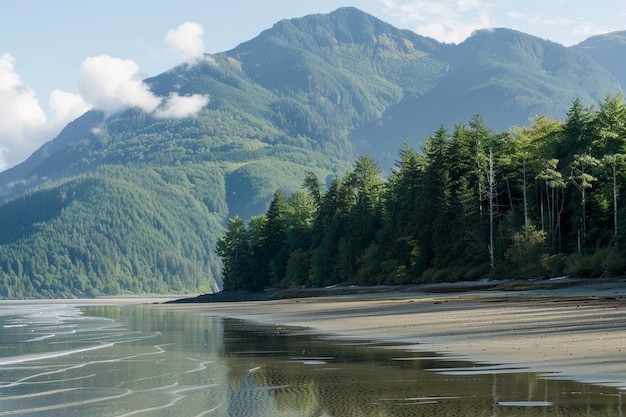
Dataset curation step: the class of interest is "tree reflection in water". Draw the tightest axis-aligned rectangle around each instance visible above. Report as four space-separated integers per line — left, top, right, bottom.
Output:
220 318 624 417
43 305 622 417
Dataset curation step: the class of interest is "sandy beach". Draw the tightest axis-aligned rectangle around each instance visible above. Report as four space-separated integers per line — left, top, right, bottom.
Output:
163 279 626 390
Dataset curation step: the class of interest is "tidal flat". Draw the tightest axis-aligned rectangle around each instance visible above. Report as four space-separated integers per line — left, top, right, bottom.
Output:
1 283 625 416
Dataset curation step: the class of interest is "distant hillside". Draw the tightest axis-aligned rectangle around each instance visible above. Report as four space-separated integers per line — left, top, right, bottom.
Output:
0 7 622 297
572 31 626 89
355 28 621 165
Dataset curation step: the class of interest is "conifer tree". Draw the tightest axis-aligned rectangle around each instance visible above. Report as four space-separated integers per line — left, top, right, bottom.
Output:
215 216 251 290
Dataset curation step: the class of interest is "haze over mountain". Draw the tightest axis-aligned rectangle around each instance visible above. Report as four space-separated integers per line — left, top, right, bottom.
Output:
0 7 623 297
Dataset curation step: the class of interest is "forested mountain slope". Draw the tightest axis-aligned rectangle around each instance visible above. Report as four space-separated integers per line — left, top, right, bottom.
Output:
0 7 622 297
573 31 626 89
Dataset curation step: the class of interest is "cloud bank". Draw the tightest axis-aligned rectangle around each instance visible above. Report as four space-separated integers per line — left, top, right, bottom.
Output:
0 22 209 170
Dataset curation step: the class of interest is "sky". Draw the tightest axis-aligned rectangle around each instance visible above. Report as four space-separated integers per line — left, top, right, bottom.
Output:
1 0 625 171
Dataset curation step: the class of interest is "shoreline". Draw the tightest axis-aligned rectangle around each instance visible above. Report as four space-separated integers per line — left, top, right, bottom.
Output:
161 278 626 390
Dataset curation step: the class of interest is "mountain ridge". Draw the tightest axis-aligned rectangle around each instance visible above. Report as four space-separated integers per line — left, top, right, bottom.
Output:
0 7 623 297
572 30 626 88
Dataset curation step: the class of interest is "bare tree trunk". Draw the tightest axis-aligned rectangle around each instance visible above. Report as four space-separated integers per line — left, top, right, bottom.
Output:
523 160 528 230
613 164 618 239
488 147 495 269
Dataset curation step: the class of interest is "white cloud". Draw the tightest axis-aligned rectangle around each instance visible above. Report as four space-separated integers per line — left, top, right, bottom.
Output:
0 51 208 171
78 55 161 115
0 22 211 170
0 54 23 91
153 93 209 119
381 0 492 43
166 22 206 63
49 89 90 125
0 53 46 137
78 55 208 118
0 53 88 170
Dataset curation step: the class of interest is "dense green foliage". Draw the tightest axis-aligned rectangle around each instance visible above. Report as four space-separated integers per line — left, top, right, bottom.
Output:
0 153 340 297
0 8 623 297
218 95 626 290
0 166 226 297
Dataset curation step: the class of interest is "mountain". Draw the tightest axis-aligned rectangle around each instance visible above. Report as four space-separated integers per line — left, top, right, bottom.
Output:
0 7 622 298
572 31 626 88
355 27 621 162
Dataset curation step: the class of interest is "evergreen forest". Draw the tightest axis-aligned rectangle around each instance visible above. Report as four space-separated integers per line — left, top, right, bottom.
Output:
0 8 624 298
217 95 626 290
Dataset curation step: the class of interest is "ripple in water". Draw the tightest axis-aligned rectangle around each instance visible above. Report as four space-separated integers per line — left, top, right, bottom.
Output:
0 303 622 416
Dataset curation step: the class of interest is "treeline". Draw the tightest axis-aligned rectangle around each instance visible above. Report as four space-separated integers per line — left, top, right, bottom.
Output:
217 94 626 290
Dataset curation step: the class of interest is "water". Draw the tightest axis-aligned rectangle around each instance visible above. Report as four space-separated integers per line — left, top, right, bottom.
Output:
0 302 623 416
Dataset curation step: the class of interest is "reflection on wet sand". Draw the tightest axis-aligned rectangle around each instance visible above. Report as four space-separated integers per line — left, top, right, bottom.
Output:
0 304 622 416
220 318 624 417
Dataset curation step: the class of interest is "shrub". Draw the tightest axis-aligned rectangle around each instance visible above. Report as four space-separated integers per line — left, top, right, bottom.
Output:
541 253 568 277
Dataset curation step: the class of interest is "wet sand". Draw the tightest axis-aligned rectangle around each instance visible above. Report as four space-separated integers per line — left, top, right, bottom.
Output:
163 279 626 390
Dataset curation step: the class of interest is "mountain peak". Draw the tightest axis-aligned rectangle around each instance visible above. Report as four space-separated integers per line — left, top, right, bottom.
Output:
465 27 556 44
243 6 436 52
575 30 626 47
572 31 626 88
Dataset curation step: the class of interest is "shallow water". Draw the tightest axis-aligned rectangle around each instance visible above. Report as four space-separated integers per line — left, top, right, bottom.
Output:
0 302 623 416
